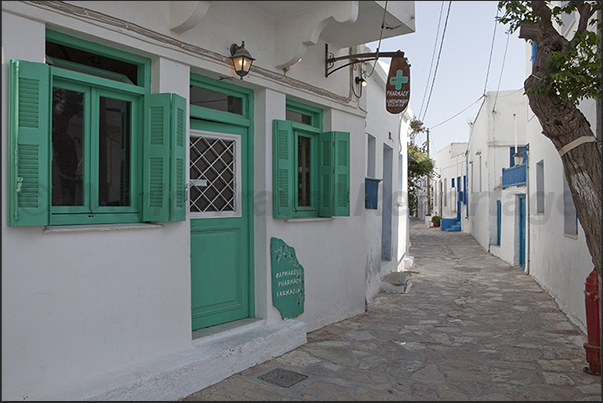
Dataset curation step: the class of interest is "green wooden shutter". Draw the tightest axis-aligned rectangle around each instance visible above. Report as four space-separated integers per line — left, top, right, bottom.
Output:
273 120 294 218
142 93 171 222
318 132 333 217
333 131 350 216
8 60 50 226
170 94 187 222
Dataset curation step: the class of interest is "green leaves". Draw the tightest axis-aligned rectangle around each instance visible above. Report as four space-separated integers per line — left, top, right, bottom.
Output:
496 1 601 106
496 1 538 33
407 139 435 216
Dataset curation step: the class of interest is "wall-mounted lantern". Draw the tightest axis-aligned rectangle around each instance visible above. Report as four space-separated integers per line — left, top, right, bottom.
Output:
514 150 526 166
229 41 255 79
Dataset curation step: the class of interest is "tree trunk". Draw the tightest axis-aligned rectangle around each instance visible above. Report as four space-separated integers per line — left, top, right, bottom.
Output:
525 75 602 273
520 3 602 282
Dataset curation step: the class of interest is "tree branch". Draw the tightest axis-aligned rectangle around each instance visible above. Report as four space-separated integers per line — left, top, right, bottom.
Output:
531 1 554 29
576 1 596 33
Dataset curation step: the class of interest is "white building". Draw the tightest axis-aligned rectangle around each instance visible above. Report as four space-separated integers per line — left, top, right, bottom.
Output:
463 90 530 266
432 4 598 334
1 1 415 400
432 141 468 229
460 86 595 334
521 3 598 330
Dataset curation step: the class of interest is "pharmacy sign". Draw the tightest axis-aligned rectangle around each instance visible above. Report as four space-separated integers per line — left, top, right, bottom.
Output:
386 52 410 114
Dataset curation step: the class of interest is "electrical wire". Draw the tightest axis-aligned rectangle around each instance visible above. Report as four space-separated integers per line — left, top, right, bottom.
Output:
365 1 388 79
429 95 485 130
492 31 511 113
483 7 500 95
418 0 445 120
420 1 452 123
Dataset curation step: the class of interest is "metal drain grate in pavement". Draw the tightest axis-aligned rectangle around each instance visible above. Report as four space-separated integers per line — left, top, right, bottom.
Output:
257 368 308 388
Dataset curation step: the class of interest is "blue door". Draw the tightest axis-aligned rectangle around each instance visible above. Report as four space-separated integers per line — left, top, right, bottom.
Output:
518 194 526 269
456 176 461 222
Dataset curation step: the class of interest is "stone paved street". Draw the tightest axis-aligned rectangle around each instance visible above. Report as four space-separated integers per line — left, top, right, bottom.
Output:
181 218 602 401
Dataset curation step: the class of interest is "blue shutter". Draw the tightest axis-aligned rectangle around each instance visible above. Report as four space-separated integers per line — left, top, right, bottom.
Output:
170 94 187 221
142 93 171 221
8 60 50 226
273 120 294 218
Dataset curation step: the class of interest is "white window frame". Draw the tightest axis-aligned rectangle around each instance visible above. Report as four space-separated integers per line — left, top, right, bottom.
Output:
189 129 242 219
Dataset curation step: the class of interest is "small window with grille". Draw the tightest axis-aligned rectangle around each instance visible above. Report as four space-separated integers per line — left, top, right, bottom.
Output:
189 130 241 218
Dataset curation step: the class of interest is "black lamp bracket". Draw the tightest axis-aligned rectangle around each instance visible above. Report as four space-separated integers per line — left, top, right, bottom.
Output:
325 43 407 77
230 42 244 56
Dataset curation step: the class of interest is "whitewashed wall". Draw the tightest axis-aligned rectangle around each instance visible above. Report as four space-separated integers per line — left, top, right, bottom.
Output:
1 10 192 397
2 1 415 399
463 90 528 267
517 3 598 332
525 98 596 332
361 54 411 303
432 142 467 220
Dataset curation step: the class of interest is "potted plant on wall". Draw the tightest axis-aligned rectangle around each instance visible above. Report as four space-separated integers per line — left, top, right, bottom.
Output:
431 215 441 227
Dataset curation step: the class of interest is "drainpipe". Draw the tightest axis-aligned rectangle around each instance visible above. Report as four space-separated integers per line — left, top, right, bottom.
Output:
525 143 530 275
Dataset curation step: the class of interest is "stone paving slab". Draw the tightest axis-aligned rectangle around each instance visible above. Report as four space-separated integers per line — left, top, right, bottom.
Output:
181 218 601 401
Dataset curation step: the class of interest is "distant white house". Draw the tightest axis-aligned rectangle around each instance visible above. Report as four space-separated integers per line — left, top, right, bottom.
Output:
1 2 415 400
432 141 469 223
461 89 530 267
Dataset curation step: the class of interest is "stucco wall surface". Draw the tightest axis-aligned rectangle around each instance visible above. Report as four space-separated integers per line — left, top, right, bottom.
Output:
2 1 415 399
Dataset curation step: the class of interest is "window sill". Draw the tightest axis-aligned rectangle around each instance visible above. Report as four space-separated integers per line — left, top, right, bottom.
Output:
43 222 164 233
285 217 335 223
563 233 578 240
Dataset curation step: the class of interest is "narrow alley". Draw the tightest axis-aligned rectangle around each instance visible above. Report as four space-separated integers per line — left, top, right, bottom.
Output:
181 217 601 401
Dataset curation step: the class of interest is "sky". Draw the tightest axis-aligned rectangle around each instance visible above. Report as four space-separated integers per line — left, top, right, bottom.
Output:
366 1 528 154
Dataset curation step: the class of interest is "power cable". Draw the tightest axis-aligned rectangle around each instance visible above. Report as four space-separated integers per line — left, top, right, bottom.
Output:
421 1 452 123
492 31 511 113
365 1 388 79
429 95 485 130
483 7 500 95
418 0 446 120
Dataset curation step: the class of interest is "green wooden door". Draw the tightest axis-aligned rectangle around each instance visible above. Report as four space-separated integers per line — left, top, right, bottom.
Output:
189 118 252 330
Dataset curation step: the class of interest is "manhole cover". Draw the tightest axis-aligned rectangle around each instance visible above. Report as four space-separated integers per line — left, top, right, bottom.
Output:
257 368 308 388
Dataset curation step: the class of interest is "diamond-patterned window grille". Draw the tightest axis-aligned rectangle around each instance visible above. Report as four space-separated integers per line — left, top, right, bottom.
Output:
190 135 236 213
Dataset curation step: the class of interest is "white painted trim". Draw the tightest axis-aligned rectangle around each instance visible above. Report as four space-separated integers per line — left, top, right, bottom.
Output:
189 129 242 219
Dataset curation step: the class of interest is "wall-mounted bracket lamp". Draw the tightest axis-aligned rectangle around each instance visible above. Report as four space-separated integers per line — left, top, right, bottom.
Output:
230 41 255 79
355 76 367 87
513 150 526 166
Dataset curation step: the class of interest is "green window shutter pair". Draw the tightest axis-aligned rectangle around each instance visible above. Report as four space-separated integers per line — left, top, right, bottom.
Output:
8 59 186 226
141 93 187 222
272 119 350 219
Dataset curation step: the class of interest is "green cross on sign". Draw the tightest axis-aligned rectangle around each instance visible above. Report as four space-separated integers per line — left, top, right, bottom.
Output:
389 70 409 90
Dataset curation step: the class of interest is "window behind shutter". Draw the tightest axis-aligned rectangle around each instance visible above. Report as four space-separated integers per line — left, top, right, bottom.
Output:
143 93 171 221
273 120 294 218
318 132 333 217
333 131 350 216
170 94 187 221
8 60 50 226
